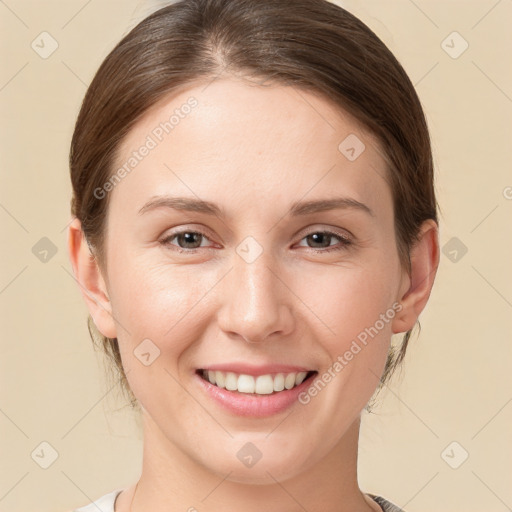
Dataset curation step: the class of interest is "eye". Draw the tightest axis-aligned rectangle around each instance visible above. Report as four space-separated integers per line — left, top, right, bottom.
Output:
160 230 213 253
296 230 353 253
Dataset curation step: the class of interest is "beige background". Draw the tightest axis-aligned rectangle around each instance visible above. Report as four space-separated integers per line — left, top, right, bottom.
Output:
1 1 511 511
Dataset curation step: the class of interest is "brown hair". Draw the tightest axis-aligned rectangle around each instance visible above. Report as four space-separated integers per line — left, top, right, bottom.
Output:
70 0 438 412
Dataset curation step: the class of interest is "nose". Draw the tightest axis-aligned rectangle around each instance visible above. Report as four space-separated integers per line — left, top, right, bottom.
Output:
217 248 295 344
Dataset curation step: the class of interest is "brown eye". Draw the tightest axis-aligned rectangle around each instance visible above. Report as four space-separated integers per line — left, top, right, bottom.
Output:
161 230 212 252
297 231 352 253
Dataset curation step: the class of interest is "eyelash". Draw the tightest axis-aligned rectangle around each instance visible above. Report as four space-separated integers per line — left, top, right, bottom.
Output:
160 229 353 254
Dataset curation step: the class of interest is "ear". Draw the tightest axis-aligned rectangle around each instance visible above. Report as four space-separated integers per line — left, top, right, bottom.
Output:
392 219 440 334
67 217 117 339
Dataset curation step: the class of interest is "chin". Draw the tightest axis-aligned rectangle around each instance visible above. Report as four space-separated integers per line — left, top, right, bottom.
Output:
202 451 310 486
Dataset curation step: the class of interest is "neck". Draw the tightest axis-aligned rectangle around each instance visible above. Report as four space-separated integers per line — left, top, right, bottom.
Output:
129 411 378 512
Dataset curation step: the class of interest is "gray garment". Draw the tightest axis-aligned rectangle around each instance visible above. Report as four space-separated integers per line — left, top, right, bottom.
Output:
73 489 406 512
367 493 406 512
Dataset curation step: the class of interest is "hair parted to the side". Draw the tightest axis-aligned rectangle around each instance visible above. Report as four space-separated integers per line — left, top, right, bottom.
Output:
69 0 438 413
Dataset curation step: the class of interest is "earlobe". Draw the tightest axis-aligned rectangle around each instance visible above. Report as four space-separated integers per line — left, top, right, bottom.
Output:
391 219 440 334
67 217 117 339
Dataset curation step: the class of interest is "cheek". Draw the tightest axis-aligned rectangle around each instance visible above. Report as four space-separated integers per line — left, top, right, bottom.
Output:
296 260 398 345
298 267 395 406
295 259 397 405
111 260 209 328
107 255 215 351
109 260 214 407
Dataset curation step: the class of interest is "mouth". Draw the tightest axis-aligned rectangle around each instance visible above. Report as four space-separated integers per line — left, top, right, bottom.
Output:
195 369 318 395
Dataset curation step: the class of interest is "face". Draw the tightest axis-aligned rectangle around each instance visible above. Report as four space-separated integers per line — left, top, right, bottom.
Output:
96 77 409 483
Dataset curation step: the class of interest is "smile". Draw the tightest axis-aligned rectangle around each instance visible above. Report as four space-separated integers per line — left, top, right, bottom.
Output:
196 369 317 395
194 363 319 417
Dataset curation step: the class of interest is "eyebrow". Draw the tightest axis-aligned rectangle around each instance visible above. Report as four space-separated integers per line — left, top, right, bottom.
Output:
138 195 375 218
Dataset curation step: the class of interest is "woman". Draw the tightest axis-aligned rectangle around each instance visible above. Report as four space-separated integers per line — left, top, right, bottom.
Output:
67 0 440 510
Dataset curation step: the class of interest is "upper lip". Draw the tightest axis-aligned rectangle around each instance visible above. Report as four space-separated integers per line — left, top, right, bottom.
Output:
197 363 316 377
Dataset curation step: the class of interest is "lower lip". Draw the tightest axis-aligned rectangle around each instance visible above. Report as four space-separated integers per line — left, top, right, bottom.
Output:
194 370 317 418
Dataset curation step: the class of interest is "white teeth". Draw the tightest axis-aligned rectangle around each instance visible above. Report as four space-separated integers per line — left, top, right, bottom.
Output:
225 372 238 391
202 369 311 394
284 373 296 389
255 375 274 394
215 371 225 388
273 373 285 392
237 374 255 393
295 371 308 385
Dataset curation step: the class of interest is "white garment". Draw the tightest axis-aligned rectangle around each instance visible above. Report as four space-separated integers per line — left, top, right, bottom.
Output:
73 489 122 512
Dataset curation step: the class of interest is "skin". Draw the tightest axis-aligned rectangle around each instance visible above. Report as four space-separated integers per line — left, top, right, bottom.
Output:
68 76 439 512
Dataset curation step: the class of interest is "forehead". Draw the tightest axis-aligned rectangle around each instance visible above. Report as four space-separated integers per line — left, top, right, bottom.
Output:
109 77 392 223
